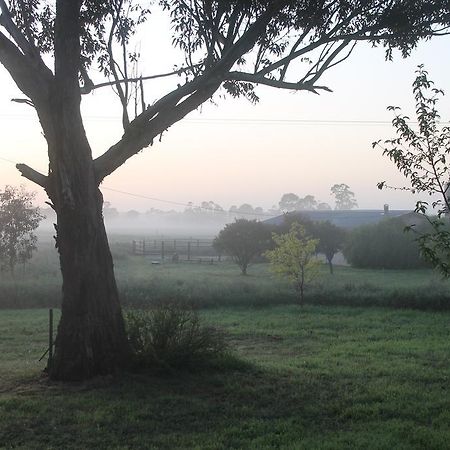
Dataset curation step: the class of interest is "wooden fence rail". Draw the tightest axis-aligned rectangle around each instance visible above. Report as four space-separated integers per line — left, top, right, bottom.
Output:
131 238 223 262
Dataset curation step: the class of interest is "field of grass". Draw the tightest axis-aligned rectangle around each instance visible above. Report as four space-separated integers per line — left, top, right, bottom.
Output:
1 306 449 449
1 236 449 310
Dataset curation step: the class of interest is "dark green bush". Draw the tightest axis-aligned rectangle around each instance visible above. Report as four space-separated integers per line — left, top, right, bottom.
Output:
125 301 227 369
343 218 428 269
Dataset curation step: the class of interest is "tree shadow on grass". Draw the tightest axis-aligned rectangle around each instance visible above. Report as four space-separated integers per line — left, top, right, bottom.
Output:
1 356 348 449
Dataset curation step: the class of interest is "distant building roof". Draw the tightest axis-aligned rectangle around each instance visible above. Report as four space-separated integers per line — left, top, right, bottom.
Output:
265 209 412 229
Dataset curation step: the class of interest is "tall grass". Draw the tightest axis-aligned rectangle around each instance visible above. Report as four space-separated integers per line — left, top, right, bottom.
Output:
1 238 449 311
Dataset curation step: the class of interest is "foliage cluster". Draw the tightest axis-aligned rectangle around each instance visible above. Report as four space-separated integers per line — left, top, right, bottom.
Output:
330 183 358 210
278 213 346 273
213 219 271 275
343 218 428 270
0 185 43 273
265 222 320 304
125 302 227 369
375 66 450 276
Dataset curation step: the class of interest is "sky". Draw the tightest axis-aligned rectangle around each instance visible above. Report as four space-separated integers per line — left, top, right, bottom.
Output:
0 10 450 213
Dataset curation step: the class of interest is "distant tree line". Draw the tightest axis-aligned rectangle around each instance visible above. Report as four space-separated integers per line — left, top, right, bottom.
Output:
278 184 358 212
40 183 359 225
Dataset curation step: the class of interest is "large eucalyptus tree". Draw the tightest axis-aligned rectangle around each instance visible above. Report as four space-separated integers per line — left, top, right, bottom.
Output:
0 0 448 380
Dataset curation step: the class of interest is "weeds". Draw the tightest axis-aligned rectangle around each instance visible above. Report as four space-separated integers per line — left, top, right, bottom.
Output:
125 301 227 369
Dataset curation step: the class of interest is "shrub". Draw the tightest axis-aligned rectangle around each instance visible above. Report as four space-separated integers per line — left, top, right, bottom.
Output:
343 218 428 269
125 301 227 369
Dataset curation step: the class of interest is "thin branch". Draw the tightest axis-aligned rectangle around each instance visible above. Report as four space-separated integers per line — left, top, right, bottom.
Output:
107 0 129 129
16 163 47 189
300 40 352 85
86 66 199 93
11 97 34 107
227 71 332 93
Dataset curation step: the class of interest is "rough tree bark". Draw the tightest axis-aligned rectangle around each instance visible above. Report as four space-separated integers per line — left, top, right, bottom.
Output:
44 0 130 380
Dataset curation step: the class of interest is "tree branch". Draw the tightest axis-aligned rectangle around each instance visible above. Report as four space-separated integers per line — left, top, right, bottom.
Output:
0 30 52 105
0 0 38 57
94 3 283 182
11 97 34 107
85 66 200 93
16 163 48 189
226 71 332 94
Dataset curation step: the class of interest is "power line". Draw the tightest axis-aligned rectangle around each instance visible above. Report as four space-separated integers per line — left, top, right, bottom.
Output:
0 113 449 126
102 186 277 218
0 155 277 218
0 155 18 165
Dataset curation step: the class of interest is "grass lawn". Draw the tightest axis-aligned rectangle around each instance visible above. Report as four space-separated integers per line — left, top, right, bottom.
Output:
2 242 450 310
1 306 449 449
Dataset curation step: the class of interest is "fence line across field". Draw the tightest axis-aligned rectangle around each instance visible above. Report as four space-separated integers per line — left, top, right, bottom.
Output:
131 238 224 262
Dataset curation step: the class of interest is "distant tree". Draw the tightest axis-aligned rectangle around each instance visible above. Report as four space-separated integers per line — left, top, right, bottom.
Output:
317 202 332 211
297 195 318 210
314 221 346 274
0 186 43 273
279 193 300 212
265 223 320 305
209 202 224 214
343 218 427 269
237 204 255 217
103 201 119 220
331 184 358 210
374 66 450 276
214 219 271 275
278 212 315 235
126 210 140 219
254 206 264 215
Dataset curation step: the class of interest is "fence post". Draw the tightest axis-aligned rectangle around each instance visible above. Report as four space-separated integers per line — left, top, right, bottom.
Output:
187 242 191 261
132 240 136 254
142 240 146 256
173 239 176 251
161 241 165 260
49 308 53 365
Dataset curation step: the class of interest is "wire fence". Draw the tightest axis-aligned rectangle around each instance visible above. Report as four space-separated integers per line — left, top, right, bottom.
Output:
131 238 224 263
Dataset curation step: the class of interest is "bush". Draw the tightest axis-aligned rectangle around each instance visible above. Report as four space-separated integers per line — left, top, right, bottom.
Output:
343 218 428 269
125 301 227 369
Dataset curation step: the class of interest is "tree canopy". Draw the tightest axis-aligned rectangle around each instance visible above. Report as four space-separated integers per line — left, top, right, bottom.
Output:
213 218 271 274
0 185 43 273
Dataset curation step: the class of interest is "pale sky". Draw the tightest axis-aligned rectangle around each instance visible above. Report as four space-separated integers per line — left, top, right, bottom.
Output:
1 10 449 213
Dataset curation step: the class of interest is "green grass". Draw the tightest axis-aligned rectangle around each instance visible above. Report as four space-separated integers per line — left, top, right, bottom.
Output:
1 237 450 310
1 306 449 449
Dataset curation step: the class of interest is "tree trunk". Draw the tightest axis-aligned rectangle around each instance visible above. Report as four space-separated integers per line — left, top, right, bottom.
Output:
328 257 334 274
45 103 130 380
48 183 130 381
41 0 130 381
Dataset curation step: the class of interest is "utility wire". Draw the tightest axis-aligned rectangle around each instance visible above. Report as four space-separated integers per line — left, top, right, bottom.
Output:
1 113 449 126
101 186 278 218
0 156 278 218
